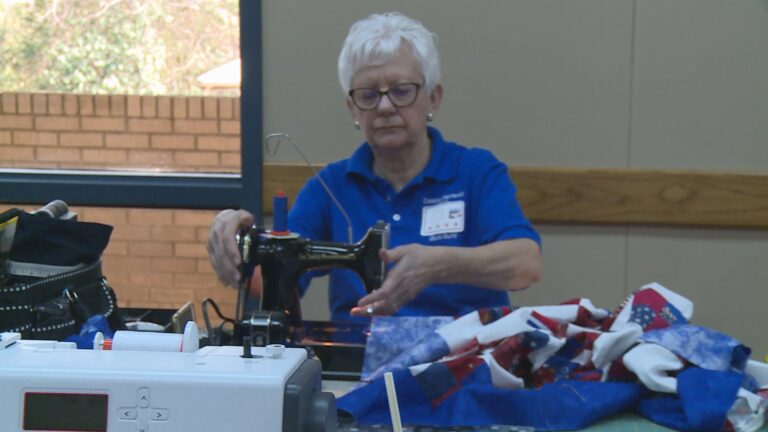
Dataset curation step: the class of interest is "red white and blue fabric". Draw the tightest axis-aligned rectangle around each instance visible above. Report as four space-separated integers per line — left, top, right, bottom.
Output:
338 282 768 431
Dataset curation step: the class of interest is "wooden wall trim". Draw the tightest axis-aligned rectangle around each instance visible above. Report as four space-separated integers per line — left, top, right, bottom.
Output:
511 168 768 228
262 163 768 229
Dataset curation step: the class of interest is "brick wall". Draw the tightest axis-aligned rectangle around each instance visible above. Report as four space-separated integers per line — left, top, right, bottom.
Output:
1 92 243 322
0 92 240 171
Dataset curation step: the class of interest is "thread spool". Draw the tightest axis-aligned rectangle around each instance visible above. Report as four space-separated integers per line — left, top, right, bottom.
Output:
97 322 199 353
272 191 289 236
32 200 69 219
31 200 77 220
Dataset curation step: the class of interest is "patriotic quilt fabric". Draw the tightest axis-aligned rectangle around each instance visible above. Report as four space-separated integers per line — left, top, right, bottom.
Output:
337 282 768 431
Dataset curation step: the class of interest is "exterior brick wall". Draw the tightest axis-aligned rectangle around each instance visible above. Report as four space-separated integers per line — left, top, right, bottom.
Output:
0 92 240 172
1 92 242 323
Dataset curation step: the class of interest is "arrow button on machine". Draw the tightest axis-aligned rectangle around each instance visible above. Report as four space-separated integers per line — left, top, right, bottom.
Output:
137 388 150 408
150 408 169 421
117 408 137 420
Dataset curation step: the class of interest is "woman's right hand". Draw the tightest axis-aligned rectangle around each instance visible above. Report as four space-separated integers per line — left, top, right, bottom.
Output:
206 209 255 288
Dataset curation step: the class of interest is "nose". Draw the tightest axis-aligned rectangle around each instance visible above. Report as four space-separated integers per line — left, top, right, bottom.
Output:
375 93 397 112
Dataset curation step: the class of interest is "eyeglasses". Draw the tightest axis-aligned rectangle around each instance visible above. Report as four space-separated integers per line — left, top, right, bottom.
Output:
348 82 422 111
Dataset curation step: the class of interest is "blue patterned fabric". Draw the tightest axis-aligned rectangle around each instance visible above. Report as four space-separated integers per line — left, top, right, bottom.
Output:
639 368 744 431
361 316 452 382
641 324 751 371
337 286 768 431
337 366 646 430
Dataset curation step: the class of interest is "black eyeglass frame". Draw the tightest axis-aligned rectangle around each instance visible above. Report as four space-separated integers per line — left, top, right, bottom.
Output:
347 82 422 111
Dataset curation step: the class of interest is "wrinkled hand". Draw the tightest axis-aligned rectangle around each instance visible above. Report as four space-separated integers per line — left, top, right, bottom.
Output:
350 244 440 317
207 209 255 288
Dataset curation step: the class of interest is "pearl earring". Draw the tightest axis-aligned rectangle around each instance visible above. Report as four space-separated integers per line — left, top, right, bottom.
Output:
427 112 434 122
354 120 361 130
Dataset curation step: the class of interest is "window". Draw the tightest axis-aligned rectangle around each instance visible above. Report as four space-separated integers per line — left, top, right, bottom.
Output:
0 0 261 214
1 0 263 317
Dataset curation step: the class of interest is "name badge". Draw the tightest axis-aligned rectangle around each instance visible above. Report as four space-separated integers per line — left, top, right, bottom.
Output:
420 200 465 236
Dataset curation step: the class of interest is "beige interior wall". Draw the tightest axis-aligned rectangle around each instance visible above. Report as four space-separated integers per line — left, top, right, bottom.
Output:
260 0 768 355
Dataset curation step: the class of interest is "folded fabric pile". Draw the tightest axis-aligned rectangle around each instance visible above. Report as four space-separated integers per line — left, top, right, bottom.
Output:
337 282 768 431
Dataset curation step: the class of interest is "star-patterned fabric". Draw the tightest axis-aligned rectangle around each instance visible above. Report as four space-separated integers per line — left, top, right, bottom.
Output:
338 282 768 431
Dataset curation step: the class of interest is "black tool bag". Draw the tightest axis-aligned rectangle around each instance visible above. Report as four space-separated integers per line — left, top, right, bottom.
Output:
0 207 126 340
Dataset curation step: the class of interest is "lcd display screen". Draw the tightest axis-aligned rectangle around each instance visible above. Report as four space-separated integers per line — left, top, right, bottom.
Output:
23 392 108 431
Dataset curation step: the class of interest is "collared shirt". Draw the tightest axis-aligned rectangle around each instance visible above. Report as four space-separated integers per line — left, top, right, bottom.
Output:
288 127 540 321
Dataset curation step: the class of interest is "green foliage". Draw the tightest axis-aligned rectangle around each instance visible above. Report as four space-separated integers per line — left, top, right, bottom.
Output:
0 0 239 95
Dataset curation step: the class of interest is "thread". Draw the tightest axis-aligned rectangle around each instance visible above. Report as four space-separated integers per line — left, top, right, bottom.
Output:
107 322 199 353
111 331 185 352
32 200 69 219
272 191 289 235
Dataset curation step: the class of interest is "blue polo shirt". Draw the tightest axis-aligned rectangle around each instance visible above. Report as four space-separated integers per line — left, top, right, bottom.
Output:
288 127 540 321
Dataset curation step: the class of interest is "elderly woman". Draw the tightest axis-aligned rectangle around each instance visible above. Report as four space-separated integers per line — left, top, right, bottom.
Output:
208 12 542 321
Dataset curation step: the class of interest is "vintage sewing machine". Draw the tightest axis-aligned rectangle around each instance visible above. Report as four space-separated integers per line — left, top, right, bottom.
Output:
237 220 389 335
226 218 389 379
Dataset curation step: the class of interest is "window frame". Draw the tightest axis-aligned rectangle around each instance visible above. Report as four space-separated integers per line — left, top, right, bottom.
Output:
0 0 263 217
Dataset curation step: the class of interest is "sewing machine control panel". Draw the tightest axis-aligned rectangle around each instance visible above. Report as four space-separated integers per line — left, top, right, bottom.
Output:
0 334 328 432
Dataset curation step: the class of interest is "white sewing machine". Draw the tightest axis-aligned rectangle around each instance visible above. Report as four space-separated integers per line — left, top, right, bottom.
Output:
0 332 336 432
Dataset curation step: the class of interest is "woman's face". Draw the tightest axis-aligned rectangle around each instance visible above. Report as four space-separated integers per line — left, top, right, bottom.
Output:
347 45 442 155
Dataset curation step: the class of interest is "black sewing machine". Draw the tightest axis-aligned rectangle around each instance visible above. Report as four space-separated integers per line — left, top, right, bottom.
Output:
224 220 389 378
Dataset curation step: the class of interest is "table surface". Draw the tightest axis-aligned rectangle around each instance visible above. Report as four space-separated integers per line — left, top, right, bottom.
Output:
579 413 674 432
323 381 767 432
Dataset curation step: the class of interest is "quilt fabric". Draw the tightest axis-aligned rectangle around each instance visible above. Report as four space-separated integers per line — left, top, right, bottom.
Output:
338 283 768 431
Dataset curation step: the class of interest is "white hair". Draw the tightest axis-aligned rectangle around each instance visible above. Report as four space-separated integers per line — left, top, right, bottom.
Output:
337 12 441 94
